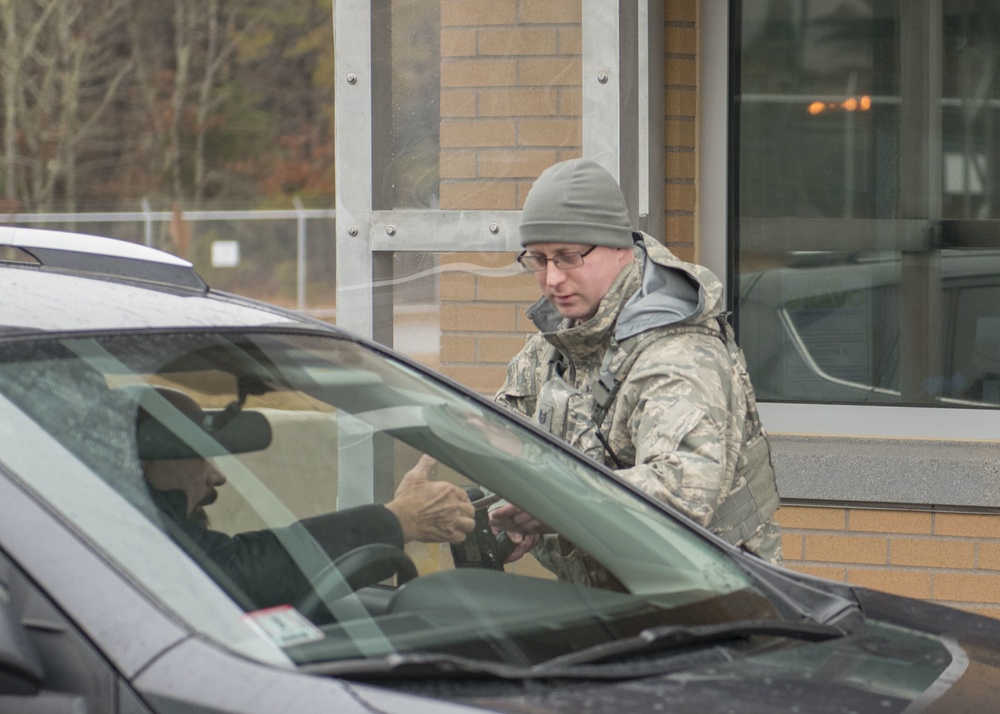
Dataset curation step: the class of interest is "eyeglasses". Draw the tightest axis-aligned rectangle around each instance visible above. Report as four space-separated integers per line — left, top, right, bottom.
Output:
516 245 597 272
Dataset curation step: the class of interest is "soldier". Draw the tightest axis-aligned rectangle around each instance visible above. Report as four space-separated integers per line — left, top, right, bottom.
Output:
490 158 781 584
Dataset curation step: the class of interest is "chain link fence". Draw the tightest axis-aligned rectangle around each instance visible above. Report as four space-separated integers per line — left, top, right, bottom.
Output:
3 202 338 315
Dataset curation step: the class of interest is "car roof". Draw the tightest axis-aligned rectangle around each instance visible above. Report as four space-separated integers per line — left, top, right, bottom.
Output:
0 227 308 334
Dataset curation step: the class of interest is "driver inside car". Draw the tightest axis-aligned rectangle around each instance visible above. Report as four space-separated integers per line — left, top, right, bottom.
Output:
134 386 476 610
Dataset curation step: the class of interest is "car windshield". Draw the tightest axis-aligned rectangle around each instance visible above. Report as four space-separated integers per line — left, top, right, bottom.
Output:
0 328 777 671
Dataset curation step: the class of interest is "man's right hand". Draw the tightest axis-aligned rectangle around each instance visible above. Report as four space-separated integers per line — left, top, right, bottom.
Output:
488 502 547 562
385 455 475 544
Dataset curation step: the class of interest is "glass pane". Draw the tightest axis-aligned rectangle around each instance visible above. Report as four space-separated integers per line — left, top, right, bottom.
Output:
736 1 1000 408
386 0 442 209
387 251 536 398
0 330 766 668
382 0 584 211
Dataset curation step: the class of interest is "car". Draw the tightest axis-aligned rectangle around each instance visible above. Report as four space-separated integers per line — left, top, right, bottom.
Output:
739 248 1000 406
2 225 1000 714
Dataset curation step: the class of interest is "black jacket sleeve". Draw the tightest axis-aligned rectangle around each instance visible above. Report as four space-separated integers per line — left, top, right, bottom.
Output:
158 490 405 609
299 504 405 558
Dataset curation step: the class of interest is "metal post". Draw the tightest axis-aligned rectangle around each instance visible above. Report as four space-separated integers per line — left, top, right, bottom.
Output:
294 196 307 311
141 198 153 247
582 0 641 224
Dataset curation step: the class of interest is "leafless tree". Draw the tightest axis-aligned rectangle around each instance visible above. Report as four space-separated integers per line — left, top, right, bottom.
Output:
1 0 133 212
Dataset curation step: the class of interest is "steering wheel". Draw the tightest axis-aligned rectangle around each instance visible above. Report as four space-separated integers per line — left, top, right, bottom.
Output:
296 543 418 618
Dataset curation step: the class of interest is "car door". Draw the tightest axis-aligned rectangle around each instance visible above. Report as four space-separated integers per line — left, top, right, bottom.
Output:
0 547 147 713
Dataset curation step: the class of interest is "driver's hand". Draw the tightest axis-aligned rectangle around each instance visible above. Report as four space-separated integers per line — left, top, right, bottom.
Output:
385 455 475 544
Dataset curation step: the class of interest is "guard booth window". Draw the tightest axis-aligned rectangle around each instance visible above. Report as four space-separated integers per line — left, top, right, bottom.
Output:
734 1 1000 409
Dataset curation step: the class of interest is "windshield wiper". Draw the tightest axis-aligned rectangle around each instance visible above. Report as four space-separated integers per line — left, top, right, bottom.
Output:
311 619 844 682
309 652 530 680
533 618 844 671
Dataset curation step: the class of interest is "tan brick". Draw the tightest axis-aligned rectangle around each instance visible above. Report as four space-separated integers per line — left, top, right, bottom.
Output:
787 564 846 582
441 28 477 57
775 505 847 530
439 273 476 300
559 87 582 115
440 335 477 362
440 303 519 332
439 364 508 393
442 251 514 268
515 181 533 208
978 542 1000 571
804 534 888 565
669 243 696 264
515 310 541 332
518 119 582 147
665 25 697 55
666 87 697 117
847 570 932 599
781 533 804 560
964 605 1000 620
849 510 932 534
440 181 518 211
665 215 695 245
476 274 539 301
441 0 517 26
478 149 559 179
480 88 560 117
479 334 530 363
936 513 1000 538
441 90 478 119
441 120 517 148
518 58 582 87
934 573 1000 604
666 183 695 212
890 538 975 569
478 28 558 56
440 150 478 180
666 150 696 179
442 59 518 88
520 0 581 24
665 0 697 22
665 118 696 147
665 57 697 86
558 27 581 55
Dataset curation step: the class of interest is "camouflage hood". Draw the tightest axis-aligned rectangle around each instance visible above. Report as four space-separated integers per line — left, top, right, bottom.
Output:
526 232 725 346
616 233 724 341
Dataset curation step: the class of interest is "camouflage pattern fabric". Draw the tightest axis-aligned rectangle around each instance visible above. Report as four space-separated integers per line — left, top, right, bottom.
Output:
496 234 782 577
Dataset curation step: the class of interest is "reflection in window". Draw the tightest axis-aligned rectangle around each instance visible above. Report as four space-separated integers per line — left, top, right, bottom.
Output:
735 1 1000 409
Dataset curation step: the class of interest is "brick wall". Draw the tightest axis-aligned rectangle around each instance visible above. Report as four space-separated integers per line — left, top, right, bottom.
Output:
664 0 698 262
438 0 584 393
778 505 1000 618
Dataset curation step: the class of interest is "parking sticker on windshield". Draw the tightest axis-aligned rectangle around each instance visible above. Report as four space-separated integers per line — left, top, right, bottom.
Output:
243 606 324 647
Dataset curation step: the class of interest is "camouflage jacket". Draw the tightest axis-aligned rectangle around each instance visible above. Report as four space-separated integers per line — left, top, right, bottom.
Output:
496 234 781 565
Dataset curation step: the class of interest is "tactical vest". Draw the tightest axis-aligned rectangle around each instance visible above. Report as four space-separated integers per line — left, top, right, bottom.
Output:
539 315 780 552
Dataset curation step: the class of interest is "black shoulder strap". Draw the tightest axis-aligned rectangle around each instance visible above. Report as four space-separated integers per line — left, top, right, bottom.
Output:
591 316 731 431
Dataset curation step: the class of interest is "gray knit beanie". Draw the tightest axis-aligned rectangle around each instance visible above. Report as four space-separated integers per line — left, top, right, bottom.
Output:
519 158 633 248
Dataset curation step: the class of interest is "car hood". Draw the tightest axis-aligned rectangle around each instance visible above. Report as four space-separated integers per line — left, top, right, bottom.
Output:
346 588 1000 713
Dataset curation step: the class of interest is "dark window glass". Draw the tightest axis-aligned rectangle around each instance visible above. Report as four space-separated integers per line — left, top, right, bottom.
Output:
735 1 1000 408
